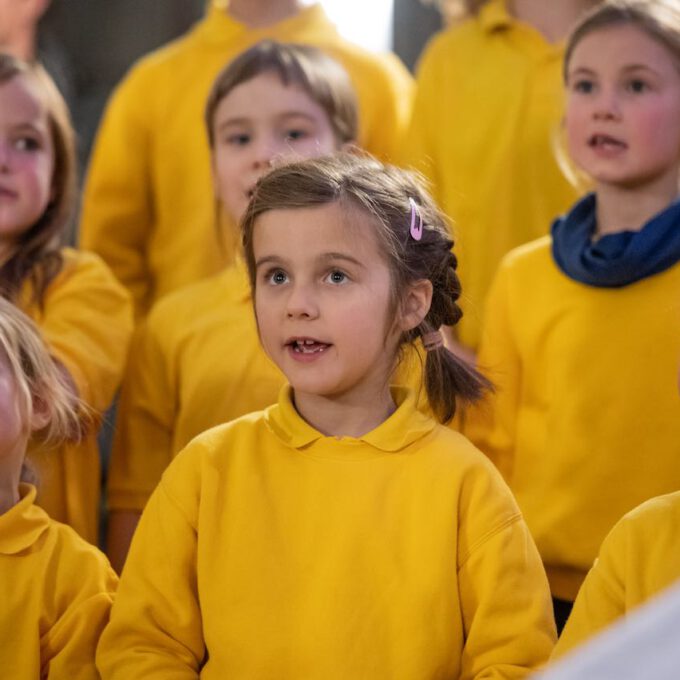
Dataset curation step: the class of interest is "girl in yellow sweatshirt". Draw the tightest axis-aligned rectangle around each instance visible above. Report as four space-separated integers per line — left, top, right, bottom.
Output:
97 153 556 679
468 0 680 632
0 298 117 679
0 54 132 543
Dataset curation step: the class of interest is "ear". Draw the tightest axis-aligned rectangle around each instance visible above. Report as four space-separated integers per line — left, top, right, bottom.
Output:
399 278 433 332
29 392 52 433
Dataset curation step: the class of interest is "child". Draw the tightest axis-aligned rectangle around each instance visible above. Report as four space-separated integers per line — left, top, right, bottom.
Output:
553 491 680 656
105 40 357 572
79 0 414 318
97 153 556 679
467 0 680 632
0 298 117 678
402 0 599 350
0 53 132 543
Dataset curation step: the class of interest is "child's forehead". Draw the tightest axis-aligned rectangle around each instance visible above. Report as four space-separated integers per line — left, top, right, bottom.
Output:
253 202 383 259
215 71 324 122
0 74 48 124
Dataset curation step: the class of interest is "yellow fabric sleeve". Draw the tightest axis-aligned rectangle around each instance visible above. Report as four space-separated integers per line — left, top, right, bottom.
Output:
107 318 175 511
464 261 520 480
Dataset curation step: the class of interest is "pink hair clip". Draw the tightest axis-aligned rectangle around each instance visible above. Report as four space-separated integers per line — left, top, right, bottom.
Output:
409 197 424 241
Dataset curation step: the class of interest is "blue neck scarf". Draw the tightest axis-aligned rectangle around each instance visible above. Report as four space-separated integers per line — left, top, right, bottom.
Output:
551 193 680 287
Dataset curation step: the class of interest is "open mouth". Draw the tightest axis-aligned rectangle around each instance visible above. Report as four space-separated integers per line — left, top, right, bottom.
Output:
287 338 331 355
0 187 17 199
589 134 627 151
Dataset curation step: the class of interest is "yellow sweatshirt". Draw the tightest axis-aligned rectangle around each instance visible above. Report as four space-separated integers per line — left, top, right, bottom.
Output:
402 0 577 349
468 237 680 601
108 262 283 512
108 261 443 514
80 3 414 317
554 491 680 658
97 386 555 679
0 484 118 679
21 248 133 543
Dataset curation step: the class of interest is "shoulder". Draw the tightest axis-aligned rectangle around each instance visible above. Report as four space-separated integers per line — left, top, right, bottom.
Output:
417 15 486 69
612 492 680 547
46 248 129 299
500 235 553 272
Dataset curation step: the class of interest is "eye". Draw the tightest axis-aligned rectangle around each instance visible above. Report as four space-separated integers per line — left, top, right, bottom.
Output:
572 78 595 94
325 269 348 285
626 78 649 93
226 133 251 146
284 128 310 142
13 136 40 152
265 268 288 285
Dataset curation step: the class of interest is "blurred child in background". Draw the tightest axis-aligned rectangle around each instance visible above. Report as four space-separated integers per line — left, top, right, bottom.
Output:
468 0 680 631
0 53 132 543
105 41 357 572
79 0 413 319
0 298 117 679
403 0 600 351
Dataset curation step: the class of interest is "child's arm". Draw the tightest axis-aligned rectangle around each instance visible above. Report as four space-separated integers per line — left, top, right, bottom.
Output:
79 65 155 317
42 540 118 680
107 315 177 572
458 465 557 677
38 250 134 414
464 262 521 480
97 455 205 679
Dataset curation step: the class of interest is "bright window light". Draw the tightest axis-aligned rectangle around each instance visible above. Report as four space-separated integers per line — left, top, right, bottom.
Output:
313 0 394 52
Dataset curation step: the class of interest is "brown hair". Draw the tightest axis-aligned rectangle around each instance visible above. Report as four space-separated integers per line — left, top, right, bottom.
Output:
564 0 680 81
205 40 358 148
0 53 76 307
242 153 491 423
0 298 85 482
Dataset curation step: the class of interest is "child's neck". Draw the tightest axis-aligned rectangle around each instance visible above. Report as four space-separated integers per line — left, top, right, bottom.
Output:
227 0 304 28
508 0 597 43
0 464 21 515
293 388 397 439
595 180 680 237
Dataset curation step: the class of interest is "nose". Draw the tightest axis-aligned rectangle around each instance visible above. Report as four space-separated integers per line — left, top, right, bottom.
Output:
252 134 286 172
593 87 622 121
285 281 319 320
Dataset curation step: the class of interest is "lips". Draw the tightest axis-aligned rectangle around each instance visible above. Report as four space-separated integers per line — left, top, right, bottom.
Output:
0 186 17 199
588 133 627 151
286 337 331 355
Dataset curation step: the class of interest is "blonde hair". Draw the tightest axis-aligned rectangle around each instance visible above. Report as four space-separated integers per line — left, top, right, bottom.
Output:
564 0 680 79
205 40 358 148
0 298 83 451
242 153 491 424
0 53 77 307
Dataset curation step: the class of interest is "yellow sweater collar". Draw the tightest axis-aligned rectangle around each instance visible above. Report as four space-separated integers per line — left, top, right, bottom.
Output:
265 385 437 454
198 2 335 45
0 484 50 555
479 0 512 33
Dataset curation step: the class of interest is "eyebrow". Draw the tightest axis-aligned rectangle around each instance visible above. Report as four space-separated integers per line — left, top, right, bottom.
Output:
568 64 660 78
255 252 365 270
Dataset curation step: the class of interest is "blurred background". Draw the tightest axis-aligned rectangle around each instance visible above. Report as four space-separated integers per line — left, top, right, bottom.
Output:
39 0 443 168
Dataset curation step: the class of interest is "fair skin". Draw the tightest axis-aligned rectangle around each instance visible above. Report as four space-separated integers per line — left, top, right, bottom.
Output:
211 71 342 225
0 0 51 61
107 73 350 572
0 73 54 267
565 24 680 236
227 0 303 29
253 202 431 438
509 0 600 44
0 352 49 515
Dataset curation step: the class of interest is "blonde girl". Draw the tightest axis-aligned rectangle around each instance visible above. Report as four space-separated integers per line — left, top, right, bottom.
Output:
0 298 117 679
469 0 680 632
0 53 132 542
105 41 357 571
98 154 555 679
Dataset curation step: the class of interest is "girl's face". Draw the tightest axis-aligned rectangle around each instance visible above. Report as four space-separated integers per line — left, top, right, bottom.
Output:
253 202 404 407
565 24 680 193
0 74 54 253
211 72 341 223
